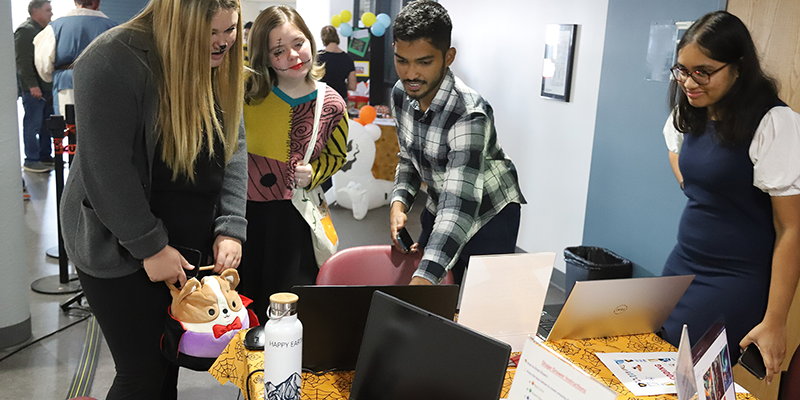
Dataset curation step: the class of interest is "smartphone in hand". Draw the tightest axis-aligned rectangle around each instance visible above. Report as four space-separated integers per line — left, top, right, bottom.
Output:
738 343 766 380
396 227 415 252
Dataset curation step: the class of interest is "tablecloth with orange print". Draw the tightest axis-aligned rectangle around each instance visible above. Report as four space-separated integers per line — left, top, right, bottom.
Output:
209 330 756 399
543 333 756 400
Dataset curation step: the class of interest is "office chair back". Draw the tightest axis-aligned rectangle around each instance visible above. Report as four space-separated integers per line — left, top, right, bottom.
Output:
316 245 455 285
780 345 800 400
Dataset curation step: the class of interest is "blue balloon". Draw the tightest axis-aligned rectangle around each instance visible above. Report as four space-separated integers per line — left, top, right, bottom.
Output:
370 22 386 37
376 13 391 28
339 22 352 37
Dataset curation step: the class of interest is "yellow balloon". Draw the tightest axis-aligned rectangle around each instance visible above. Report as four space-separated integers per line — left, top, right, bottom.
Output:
361 12 376 27
331 15 341 27
339 10 352 23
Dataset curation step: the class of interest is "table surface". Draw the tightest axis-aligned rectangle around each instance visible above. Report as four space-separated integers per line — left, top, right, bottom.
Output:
210 330 757 400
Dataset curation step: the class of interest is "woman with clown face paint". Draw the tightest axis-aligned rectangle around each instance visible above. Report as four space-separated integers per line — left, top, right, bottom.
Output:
239 5 348 319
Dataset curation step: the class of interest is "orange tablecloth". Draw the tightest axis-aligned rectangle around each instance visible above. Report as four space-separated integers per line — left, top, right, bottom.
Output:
209 329 513 399
543 333 757 400
209 330 756 400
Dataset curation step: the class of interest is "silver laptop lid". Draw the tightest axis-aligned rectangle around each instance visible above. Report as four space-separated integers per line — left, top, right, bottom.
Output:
546 275 694 341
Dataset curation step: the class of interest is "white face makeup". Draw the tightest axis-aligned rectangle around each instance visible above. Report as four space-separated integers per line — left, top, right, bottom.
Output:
210 9 238 68
268 22 313 84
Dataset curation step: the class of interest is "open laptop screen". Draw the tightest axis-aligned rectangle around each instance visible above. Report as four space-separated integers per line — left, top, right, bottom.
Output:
350 291 511 400
292 284 458 372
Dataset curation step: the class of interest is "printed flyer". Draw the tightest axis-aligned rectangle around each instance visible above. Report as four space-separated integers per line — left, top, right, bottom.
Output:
507 337 616 400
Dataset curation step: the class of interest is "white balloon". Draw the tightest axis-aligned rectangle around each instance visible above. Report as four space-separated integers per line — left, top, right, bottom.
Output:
364 123 382 141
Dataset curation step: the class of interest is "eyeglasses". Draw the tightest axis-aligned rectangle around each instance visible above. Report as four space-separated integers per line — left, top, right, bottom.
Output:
670 63 729 85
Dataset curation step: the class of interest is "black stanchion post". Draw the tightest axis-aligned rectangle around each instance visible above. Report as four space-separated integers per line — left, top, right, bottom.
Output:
46 106 76 259
59 105 86 311
30 114 81 295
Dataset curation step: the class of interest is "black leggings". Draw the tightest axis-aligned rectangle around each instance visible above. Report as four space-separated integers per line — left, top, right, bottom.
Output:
77 268 179 400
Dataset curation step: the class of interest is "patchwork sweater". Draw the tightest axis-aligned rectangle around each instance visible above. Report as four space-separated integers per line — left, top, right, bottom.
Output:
244 85 348 201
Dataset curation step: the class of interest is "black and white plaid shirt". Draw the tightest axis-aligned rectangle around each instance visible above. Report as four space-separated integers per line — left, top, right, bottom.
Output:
391 69 526 283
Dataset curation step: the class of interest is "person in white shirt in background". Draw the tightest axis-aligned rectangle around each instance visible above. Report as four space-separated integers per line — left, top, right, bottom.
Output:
34 0 116 116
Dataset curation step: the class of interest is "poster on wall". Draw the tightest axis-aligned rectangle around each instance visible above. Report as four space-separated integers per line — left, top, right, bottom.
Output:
541 24 578 102
354 61 370 77
348 28 371 58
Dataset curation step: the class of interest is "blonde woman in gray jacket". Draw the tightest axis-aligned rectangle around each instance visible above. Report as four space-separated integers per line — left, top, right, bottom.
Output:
60 0 246 398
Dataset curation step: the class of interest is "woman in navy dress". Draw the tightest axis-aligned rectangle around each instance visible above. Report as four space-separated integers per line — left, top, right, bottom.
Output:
662 11 800 384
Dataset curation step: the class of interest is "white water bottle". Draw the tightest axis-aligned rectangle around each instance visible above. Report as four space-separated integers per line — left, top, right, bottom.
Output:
263 292 303 400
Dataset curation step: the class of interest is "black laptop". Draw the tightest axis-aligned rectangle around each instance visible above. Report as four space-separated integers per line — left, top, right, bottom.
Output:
349 291 511 400
291 285 459 372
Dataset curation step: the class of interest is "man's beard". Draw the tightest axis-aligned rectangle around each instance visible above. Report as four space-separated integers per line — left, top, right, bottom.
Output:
404 64 446 101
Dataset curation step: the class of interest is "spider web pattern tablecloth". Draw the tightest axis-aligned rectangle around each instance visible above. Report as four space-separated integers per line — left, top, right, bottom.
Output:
210 329 515 399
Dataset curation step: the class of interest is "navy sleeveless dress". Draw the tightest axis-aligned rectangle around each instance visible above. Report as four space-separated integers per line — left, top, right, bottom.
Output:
662 121 775 361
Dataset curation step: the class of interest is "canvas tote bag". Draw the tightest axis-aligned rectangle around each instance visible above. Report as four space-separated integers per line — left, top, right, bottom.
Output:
291 82 339 266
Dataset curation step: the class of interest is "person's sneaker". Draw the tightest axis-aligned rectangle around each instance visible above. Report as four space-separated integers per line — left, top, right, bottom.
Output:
40 156 56 166
22 161 54 173
22 185 30 201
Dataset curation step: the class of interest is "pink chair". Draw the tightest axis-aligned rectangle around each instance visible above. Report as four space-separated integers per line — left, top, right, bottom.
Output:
780 345 800 400
316 245 455 285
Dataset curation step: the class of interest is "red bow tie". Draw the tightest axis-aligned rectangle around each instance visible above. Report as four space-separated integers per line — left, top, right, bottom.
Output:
212 316 242 339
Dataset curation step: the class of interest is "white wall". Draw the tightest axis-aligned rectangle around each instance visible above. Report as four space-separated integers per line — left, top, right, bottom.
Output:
11 0 81 28
241 0 296 25
442 0 609 272
296 0 351 50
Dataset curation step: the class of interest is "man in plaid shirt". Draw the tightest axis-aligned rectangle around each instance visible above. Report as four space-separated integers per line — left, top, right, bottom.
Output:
389 1 526 285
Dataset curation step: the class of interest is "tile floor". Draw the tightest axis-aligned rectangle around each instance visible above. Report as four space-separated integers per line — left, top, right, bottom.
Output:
0 168 564 400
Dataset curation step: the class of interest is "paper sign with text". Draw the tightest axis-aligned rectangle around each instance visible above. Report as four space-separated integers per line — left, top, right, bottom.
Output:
595 352 678 396
507 337 617 400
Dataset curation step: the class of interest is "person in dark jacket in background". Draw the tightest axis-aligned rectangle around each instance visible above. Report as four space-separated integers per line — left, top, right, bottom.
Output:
14 0 54 173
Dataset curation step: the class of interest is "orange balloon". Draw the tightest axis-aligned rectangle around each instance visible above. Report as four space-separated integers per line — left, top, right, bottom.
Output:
359 105 376 125
352 117 364 125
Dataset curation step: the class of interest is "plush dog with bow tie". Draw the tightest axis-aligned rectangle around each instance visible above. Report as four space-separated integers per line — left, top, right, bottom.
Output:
161 269 259 371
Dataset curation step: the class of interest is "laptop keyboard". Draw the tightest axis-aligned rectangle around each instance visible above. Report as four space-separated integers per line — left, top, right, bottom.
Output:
538 310 557 338
537 304 564 339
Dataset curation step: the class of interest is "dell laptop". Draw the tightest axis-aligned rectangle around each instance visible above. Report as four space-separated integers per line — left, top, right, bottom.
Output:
543 275 694 341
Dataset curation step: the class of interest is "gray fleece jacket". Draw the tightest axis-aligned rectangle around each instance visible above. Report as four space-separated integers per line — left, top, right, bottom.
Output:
60 27 248 279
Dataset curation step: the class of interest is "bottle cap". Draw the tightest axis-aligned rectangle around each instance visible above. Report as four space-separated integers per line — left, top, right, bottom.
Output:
269 292 298 318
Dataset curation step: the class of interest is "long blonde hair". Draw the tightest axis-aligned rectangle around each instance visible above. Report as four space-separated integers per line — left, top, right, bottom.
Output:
123 0 244 180
245 5 324 103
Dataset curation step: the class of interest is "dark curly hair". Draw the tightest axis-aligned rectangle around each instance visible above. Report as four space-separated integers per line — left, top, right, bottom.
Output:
669 11 779 146
393 0 451 53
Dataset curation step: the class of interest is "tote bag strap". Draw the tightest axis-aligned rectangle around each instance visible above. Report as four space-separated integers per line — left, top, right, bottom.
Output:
303 81 328 164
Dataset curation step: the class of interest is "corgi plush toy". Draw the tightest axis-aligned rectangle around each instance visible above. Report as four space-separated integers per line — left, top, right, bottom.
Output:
161 269 258 371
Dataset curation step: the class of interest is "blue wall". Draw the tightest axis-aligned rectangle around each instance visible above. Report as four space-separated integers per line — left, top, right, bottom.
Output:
100 0 148 24
582 0 725 276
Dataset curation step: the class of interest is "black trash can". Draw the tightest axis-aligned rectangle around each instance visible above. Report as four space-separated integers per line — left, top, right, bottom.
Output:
564 246 632 298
